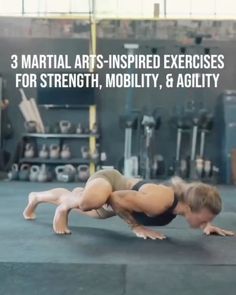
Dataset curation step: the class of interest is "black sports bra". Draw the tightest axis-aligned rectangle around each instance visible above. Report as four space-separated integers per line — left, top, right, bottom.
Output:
131 180 178 226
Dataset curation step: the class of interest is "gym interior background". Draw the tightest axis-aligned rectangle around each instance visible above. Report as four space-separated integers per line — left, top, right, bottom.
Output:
0 1 236 295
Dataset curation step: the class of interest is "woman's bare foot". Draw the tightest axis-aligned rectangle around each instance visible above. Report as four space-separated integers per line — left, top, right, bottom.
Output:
53 205 71 235
23 193 38 220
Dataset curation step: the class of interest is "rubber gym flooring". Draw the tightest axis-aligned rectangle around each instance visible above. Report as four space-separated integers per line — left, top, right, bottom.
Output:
0 181 236 295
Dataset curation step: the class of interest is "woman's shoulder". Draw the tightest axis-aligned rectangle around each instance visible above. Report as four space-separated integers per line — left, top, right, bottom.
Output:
139 183 175 214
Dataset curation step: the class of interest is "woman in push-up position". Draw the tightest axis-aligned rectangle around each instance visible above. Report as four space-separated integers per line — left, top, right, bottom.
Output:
23 169 234 240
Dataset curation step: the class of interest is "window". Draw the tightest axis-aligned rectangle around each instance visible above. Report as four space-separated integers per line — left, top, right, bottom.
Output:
0 0 236 19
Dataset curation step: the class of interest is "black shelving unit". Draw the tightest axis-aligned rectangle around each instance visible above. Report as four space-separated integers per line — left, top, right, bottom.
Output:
22 133 99 139
17 104 99 182
20 132 99 166
19 157 96 165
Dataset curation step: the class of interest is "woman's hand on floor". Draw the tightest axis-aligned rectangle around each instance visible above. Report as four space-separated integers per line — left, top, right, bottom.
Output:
202 223 235 236
132 225 166 240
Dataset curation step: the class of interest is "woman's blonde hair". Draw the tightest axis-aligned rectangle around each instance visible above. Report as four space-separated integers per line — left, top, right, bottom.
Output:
170 176 222 215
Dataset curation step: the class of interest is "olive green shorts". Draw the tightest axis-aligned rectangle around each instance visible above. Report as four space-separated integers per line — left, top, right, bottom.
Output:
87 169 129 191
87 169 130 218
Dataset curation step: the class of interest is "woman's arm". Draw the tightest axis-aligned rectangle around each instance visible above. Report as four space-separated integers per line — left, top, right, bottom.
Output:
108 190 167 240
109 185 174 216
108 191 142 228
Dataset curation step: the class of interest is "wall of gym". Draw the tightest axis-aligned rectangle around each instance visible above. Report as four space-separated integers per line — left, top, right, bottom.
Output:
0 18 236 172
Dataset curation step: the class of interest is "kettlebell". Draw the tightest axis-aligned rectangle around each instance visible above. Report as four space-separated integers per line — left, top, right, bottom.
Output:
204 160 212 178
50 144 60 159
60 144 71 159
55 165 64 182
55 165 76 182
39 144 49 159
24 121 37 133
81 146 90 159
29 165 40 182
76 123 83 134
91 145 99 161
59 120 72 134
24 143 35 158
180 159 188 179
62 165 76 182
100 152 107 162
77 165 90 181
37 164 48 182
19 164 30 181
8 163 19 180
196 158 204 178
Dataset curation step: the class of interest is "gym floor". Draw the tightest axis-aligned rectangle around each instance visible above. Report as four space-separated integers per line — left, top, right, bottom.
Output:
0 181 235 295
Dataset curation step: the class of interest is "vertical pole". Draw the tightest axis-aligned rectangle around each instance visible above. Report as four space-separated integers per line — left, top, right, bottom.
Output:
191 125 198 161
90 0 96 70
88 0 97 175
89 105 96 174
200 131 205 158
176 128 182 161
164 0 167 18
22 0 25 15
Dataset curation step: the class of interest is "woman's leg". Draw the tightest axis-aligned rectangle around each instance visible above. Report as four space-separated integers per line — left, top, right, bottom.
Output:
53 178 112 234
23 186 114 234
23 188 71 220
